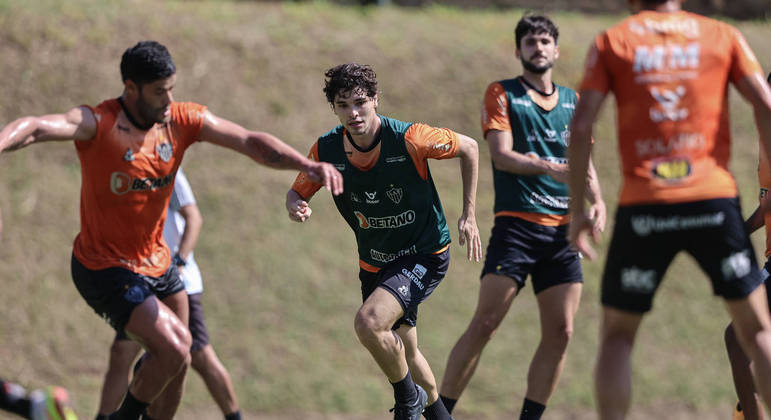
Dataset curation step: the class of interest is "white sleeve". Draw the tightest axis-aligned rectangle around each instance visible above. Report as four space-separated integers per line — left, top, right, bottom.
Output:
171 168 196 210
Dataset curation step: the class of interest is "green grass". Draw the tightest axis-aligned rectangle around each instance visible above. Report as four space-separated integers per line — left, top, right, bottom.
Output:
0 1 770 418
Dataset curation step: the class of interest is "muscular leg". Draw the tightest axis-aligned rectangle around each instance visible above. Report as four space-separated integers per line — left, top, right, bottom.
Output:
98 339 143 415
725 285 771 412
191 344 239 416
726 323 765 420
354 287 408 382
526 282 582 404
595 307 643 420
143 290 191 420
440 274 518 400
397 325 438 403
123 292 191 419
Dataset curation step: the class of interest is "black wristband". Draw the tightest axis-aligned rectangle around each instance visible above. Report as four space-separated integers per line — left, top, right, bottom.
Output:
172 253 187 267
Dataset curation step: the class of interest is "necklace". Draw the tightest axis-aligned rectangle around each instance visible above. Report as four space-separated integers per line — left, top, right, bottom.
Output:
520 77 556 97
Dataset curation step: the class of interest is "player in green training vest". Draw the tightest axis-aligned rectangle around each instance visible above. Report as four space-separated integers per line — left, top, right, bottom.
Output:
439 15 606 420
286 63 482 420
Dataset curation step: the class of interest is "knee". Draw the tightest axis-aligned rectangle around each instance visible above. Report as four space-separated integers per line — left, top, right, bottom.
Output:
159 330 192 372
354 309 387 345
467 313 505 342
543 323 574 351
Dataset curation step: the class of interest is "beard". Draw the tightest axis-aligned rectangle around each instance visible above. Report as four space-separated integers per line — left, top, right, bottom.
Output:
521 56 553 74
137 96 168 125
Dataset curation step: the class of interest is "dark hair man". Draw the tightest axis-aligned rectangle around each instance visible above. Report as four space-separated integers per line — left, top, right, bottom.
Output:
0 40 342 420
438 14 605 420
286 63 482 420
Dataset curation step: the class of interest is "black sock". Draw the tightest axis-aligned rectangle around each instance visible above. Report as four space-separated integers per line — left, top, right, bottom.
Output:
114 391 148 420
224 411 242 420
423 399 453 420
439 395 457 414
0 380 31 417
390 371 418 405
519 398 546 420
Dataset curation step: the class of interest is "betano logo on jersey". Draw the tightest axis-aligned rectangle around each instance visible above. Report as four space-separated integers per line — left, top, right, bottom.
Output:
354 210 416 229
110 172 175 195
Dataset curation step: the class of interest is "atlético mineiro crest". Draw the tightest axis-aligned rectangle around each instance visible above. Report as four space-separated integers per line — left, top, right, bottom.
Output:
123 148 135 162
386 187 403 204
156 142 173 162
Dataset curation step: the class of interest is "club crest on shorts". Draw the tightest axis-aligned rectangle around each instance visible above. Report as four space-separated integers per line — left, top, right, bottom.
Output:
386 186 403 204
398 284 409 296
156 142 173 162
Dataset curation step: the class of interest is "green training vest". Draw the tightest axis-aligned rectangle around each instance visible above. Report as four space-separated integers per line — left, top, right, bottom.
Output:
491 78 577 215
317 115 451 269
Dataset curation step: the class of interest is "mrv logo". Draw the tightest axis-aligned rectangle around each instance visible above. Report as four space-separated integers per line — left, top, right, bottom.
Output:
110 172 174 195
354 210 416 229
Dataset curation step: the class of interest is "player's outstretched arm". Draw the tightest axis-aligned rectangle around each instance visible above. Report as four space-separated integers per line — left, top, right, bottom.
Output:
0 107 96 153
286 189 312 223
455 134 482 262
198 111 343 196
568 89 606 260
0 107 96 242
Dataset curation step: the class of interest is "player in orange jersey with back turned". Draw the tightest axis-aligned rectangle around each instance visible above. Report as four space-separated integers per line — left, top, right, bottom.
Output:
566 1 771 419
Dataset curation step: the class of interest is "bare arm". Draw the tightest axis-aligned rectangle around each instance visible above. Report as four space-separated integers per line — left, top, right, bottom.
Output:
0 107 96 153
198 111 343 195
486 129 568 183
0 107 96 241
176 203 202 261
567 89 607 260
735 73 771 174
455 134 482 262
286 188 312 223
586 155 607 233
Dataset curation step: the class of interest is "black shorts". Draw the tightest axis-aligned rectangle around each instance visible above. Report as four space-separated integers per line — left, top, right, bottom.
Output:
602 198 761 313
761 259 771 305
115 292 210 351
187 293 210 352
481 216 582 294
72 254 184 334
360 249 450 329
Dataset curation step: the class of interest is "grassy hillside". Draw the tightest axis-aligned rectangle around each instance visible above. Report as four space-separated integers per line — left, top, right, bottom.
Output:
0 1 770 418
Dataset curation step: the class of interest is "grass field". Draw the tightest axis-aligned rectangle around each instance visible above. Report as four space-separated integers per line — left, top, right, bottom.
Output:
0 1 770 418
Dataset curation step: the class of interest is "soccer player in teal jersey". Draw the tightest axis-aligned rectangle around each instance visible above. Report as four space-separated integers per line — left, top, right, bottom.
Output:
439 15 605 420
287 63 482 420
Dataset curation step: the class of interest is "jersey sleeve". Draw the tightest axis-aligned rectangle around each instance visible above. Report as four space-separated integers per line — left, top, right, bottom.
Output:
174 102 208 149
404 123 459 180
481 82 510 137
578 34 611 95
290 141 323 200
172 169 196 210
728 26 763 84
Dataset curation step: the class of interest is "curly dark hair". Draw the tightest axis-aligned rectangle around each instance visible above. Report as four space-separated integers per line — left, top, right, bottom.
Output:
323 63 378 105
515 14 559 49
120 40 176 85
